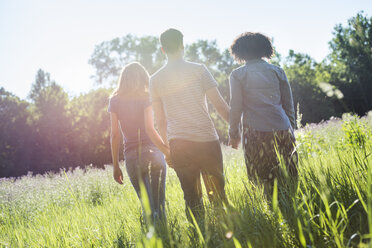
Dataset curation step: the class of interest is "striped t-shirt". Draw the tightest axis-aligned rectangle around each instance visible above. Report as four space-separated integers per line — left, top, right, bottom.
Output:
150 59 219 142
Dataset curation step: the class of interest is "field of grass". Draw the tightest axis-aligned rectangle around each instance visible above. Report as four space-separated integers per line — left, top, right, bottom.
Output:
1 113 372 248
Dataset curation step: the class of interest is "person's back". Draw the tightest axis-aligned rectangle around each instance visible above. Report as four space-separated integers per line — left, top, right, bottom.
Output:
149 29 230 220
150 59 218 142
228 32 298 195
108 95 153 153
230 59 294 132
108 62 168 221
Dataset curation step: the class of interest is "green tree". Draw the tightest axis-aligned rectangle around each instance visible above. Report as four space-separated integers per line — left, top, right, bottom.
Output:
0 88 32 177
283 50 336 124
69 88 112 167
28 69 73 173
89 34 165 85
328 12 372 116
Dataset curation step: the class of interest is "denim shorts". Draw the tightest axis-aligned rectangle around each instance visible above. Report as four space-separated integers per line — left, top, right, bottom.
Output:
124 144 167 218
125 144 166 176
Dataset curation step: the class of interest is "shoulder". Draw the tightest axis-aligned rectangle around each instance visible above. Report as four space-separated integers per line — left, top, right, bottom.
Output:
109 95 118 105
184 60 203 68
108 95 119 113
270 64 288 81
150 64 167 85
267 63 286 79
138 94 151 107
183 60 207 73
230 64 247 80
269 63 282 70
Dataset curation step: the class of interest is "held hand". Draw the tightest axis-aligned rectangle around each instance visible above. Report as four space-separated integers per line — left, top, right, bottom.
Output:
163 147 173 168
165 156 173 168
163 147 171 159
229 138 241 150
113 166 123 184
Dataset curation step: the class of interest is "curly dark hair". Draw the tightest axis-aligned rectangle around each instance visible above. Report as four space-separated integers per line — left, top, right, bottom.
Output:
230 32 273 62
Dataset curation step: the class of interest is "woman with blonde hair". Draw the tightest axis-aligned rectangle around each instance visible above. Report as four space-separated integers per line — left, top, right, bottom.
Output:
108 62 169 220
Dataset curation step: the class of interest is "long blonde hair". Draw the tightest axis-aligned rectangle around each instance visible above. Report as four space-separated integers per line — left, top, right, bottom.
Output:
111 62 149 98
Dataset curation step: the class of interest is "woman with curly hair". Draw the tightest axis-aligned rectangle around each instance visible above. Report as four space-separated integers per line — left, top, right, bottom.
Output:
228 32 298 193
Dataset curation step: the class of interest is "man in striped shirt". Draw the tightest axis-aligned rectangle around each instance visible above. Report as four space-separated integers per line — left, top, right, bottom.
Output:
150 28 230 219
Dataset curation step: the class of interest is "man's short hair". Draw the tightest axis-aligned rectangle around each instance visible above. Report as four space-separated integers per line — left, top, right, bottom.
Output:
160 29 183 54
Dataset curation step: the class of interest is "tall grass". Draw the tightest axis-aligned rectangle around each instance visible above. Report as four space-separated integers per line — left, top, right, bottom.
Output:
1 112 371 247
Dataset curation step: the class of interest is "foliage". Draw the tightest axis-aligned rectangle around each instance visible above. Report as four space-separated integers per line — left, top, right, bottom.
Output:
0 88 32 177
1 115 371 247
27 70 74 173
1 12 372 245
328 12 372 116
283 51 337 124
0 71 112 177
69 88 113 166
1 12 372 178
89 35 165 85
340 113 371 149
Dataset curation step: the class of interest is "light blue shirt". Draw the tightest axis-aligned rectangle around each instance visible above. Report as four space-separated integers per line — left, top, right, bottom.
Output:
229 59 295 139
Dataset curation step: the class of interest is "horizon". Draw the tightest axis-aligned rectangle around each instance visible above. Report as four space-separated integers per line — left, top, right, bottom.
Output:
1 0 372 99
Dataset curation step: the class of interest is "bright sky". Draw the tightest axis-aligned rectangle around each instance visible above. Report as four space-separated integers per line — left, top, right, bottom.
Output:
1 0 371 99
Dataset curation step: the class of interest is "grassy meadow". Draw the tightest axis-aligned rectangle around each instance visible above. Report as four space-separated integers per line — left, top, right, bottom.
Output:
1 113 372 248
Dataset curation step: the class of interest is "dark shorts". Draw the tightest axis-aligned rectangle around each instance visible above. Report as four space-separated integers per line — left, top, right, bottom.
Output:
242 125 298 184
169 139 226 215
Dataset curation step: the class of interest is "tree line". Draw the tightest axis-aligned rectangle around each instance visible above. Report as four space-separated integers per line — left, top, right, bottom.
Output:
1 12 371 177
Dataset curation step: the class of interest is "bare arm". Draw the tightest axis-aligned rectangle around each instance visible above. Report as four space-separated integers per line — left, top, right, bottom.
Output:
110 113 123 184
228 72 243 149
110 113 120 167
144 105 170 157
152 100 168 148
206 87 230 122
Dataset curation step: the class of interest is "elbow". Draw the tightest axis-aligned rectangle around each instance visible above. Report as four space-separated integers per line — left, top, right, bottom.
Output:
145 124 153 136
230 109 242 121
110 131 119 141
216 103 230 117
157 118 167 128
215 103 224 113
145 125 150 135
